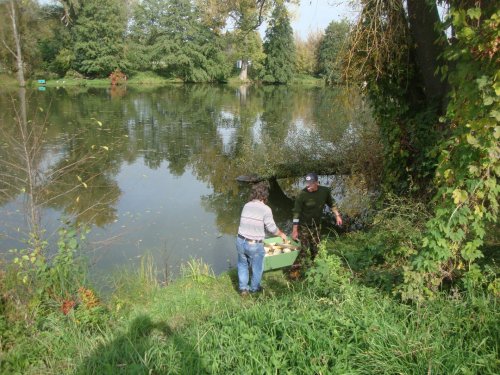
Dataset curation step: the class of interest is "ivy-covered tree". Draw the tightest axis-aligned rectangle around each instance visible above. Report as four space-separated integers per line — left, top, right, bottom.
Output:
72 0 127 77
128 0 229 82
317 20 350 84
346 1 499 300
262 3 295 84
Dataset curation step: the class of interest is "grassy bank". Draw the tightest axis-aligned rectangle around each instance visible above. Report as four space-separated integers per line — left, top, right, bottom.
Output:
1 252 498 374
0 72 323 89
42 72 183 88
290 74 324 86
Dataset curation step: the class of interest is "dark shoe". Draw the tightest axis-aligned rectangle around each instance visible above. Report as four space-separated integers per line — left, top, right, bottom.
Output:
240 290 249 297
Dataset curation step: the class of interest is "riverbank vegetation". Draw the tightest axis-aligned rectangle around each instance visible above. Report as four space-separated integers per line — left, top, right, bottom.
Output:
0 0 498 373
1 247 498 374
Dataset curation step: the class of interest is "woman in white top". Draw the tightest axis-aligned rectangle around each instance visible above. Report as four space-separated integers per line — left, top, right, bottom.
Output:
236 182 287 295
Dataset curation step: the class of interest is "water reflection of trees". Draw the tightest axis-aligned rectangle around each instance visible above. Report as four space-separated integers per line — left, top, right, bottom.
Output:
0 84 374 236
0 88 124 234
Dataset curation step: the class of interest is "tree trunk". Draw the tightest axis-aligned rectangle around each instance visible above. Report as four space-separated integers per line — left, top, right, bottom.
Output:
407 0 446 109
7 0 25 87
239 59 248 81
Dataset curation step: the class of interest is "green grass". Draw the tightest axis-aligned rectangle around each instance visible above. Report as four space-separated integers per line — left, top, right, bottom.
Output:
1 253 498 374
0 72 323 89
41 73 182 87
0 74 19 87
43 78 109 87
291 74 324 87
226 76 250 86
226 74 324 87
127 71 183 85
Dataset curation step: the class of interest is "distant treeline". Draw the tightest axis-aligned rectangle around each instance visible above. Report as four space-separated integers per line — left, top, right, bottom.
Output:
0 0 350 83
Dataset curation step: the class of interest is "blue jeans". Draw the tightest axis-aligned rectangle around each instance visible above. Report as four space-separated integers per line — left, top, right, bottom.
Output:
236 236 265 292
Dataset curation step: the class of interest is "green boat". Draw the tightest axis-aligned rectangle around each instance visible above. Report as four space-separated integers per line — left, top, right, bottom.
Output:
263 236 300 271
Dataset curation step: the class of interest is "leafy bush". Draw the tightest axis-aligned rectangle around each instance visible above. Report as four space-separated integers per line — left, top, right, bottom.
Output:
332 195 429 292
304 242 351 297
64 69 85 79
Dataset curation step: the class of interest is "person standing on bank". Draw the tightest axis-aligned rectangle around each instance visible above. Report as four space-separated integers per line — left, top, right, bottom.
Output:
236 182 288 296
291 172 342 262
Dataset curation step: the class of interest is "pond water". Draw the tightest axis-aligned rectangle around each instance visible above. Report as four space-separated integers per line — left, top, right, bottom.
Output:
0 84 370 280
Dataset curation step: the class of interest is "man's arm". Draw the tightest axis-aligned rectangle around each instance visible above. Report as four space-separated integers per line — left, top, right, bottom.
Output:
292 223 299 241
325 187 342 226
332 207 342 226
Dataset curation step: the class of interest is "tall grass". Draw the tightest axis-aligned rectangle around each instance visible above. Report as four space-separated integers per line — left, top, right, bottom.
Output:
162 284 498 374
180 257 216 282
1 255 498 374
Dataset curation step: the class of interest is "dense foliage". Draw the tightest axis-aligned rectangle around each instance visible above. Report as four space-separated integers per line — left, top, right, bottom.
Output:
346 1 499 300
261 4 296 83
0 0 313 83
317 20 350 84
128 0 229 82
0 0 360 85
405 5 499 300
72 0 127 77
294 31 322 76
0 0 44 80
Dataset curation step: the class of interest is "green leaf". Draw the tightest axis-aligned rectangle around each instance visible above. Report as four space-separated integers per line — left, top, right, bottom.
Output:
494 81 500 96
452 189 468 204
467 8 481 20
494 126 500 139
483 96 494 106
468 165 479 175
476 76 488 89
461 27 475 39
466 134 479 146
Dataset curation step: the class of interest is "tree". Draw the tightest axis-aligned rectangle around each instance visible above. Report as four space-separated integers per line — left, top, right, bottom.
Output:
196 0 274 34
72 0 127 77
128 0 229 82
345 1 499 299
1 0 25 86
58 0 81 25
317 20 350 84
294 31 322 76
37 4 74 76
0 0 44 85
262 3 295 84
225 30 265 81
195 0 296 81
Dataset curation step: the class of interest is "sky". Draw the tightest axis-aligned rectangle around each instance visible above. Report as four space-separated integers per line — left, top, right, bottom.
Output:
288 1 356 38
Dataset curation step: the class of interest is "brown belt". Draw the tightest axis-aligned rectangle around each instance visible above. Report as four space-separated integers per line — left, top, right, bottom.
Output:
237 234 263 243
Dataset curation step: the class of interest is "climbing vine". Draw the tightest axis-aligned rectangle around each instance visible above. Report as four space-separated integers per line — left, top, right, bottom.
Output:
345 0 440 195
346 1 498 300
402 5 499 300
